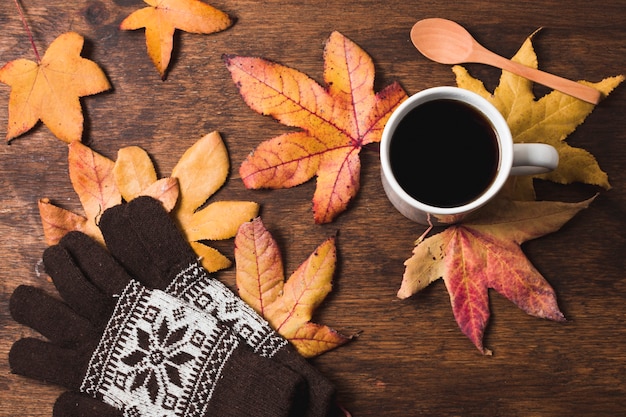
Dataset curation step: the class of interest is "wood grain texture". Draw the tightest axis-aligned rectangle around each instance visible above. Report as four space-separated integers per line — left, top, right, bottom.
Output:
1 0 624 415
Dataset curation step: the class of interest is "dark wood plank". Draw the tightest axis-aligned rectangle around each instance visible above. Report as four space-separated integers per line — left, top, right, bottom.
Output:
1 0 624 415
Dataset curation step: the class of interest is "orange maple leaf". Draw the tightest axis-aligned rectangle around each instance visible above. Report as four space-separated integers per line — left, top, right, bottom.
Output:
225 31 408 223
0 32 111 143
397 197 595 354
120 0 233 79
235 217 352 357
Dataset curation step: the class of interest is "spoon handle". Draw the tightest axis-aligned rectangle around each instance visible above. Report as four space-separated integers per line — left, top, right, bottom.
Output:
472 46 602 104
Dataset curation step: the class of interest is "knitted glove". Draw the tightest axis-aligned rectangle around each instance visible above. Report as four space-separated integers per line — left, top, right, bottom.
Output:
99 196 342 417
9 232 306 417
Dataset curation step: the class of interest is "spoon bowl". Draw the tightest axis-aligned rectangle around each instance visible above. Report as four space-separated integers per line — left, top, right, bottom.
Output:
410 18 601 104
411 18 476 64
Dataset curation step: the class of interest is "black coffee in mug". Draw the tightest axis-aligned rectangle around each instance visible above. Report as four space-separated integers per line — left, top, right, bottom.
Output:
389 99 500 208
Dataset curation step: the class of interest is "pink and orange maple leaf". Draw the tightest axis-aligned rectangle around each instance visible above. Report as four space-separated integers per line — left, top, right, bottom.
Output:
225 31 407 224
398 197 595 354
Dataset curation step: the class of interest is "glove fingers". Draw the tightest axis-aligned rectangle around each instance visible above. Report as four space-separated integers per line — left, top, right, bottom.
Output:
43 241 112 326
54 392 123 417
100 197 196 289
9 337 86 390
99 200 168 289
57 232 131 297
10 285 96 346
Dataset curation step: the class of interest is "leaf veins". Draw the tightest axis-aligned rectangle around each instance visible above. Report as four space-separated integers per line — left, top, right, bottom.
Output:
225 31 407 223
235 217 353 357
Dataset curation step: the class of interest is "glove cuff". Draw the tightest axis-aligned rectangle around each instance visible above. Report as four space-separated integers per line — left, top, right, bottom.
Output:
82 280 240 416
166 260 288 357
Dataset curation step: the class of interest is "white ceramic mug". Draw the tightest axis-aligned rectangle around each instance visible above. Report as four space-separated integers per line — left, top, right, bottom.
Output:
380 86 559 225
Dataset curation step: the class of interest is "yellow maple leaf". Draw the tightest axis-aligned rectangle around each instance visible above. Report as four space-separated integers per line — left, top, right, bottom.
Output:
0 32 111 143
453 29 624 200
120 0 233 79
113 146 179 212
114 132 259 272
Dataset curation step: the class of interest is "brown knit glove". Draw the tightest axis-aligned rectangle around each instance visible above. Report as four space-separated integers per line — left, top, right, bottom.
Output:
99 196 343 417
9 231 306 417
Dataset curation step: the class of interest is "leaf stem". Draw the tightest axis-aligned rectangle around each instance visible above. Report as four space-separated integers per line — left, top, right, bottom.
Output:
14 0 41 63
415 213 434 245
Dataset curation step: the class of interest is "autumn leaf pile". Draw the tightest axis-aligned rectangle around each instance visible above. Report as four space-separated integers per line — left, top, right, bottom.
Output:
1 1 624 358
38 133 259 273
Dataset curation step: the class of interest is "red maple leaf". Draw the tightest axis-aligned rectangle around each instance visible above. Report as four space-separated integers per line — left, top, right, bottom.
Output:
397 197 595 354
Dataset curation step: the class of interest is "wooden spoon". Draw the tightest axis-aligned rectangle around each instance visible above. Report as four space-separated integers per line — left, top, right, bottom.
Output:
410 18 601 104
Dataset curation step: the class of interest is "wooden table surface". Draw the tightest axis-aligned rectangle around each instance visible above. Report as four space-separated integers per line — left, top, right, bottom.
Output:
1 0 624 416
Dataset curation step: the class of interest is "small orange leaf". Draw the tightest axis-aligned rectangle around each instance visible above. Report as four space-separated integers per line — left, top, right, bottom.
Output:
113 146 158 200
190 241 232 272
38 198 88 245
290 322 353 359
267 237 336 336
141 177 179 212
68 141 122 227
234 217 285 316
170 132 260 272
171 131 230 220
235 217 352 357
113 146 180 211
226 31 407 223
120 0 233 79
39 143 121 244
186 201 260 241
0 32 111 142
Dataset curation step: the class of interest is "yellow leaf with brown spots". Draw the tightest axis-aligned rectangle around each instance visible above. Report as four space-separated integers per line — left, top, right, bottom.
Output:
235 217 352 357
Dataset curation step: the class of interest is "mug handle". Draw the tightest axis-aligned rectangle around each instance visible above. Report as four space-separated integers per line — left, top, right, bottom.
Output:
510 143 559 176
